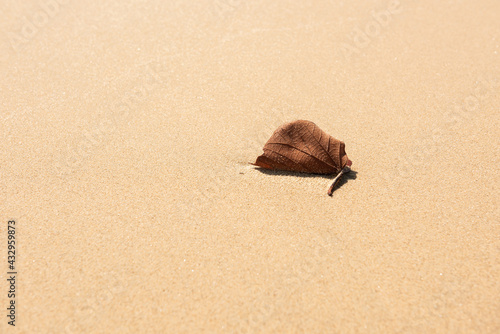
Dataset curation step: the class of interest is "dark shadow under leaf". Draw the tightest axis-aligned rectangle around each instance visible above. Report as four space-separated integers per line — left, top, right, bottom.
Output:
255 167 357 191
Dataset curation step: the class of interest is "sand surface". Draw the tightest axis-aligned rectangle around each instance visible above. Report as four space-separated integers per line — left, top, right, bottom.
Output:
1 0 499 332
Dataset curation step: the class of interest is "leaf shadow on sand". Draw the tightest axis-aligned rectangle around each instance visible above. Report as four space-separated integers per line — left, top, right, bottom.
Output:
254 168 358 191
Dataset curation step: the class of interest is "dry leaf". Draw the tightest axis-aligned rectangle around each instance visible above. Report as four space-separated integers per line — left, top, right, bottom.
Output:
253 120 352 195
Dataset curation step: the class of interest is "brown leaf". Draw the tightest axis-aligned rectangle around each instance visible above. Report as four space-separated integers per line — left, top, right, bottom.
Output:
253 120 352 195
254 120 350 174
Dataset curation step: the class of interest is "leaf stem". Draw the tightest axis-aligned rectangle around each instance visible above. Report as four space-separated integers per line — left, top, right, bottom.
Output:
327 166 351 196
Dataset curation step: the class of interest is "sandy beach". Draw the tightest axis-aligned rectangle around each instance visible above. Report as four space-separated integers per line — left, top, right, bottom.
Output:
1 0 499 332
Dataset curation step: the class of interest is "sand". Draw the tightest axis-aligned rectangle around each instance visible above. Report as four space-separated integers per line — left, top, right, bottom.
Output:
1 0 499 332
